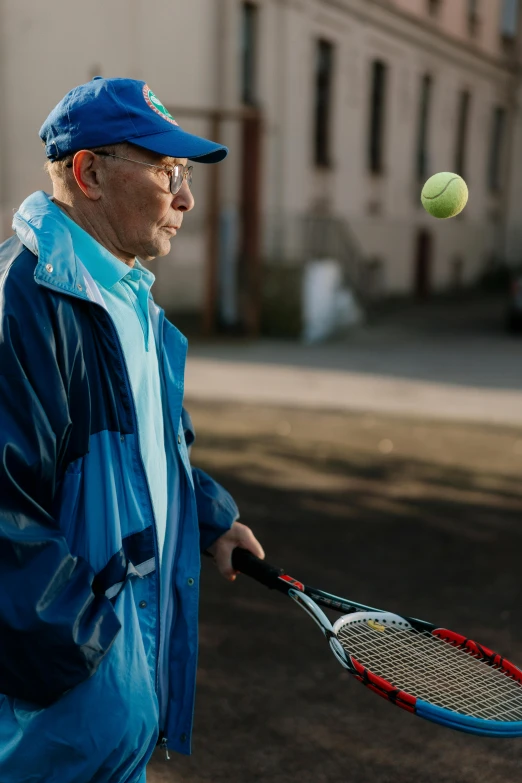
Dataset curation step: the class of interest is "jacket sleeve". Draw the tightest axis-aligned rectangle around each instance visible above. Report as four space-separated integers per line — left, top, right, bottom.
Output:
0 278 122 707
181 407 239 552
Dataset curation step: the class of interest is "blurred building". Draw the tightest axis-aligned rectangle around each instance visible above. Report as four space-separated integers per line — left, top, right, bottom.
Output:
241 0 522 314
0 0 521 331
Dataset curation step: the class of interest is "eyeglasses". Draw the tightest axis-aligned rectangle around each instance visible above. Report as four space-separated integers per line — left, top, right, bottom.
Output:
95 151 193 195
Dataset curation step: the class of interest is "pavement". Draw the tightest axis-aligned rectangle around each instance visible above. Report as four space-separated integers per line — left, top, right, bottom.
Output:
185 294 522 426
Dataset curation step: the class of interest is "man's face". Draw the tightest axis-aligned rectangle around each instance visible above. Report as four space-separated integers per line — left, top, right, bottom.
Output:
97 144 195 261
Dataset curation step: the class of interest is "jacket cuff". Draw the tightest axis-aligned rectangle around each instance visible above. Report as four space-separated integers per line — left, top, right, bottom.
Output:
192 467 239 551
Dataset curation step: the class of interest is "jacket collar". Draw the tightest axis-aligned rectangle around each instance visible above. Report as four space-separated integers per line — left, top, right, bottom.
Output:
13 190 92 302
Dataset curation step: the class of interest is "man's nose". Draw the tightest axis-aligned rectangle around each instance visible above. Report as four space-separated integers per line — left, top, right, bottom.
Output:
173 180 195 212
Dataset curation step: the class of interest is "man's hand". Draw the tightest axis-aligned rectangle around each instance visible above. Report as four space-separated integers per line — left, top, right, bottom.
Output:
207 521 265 581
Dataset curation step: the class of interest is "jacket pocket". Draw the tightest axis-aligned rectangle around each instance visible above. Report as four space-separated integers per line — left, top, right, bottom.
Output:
0 582 158 783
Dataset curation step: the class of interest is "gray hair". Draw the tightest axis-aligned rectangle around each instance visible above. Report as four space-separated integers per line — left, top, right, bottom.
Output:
43 142 130 182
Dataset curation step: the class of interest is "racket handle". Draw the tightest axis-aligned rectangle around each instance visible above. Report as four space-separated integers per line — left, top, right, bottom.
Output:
231 548 287 591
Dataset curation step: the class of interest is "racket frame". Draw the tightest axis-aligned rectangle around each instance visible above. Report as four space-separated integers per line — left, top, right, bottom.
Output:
231 548 522 738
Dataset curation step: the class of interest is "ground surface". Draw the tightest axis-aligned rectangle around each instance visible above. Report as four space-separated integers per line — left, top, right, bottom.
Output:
184 294 522 425
147 398 522 783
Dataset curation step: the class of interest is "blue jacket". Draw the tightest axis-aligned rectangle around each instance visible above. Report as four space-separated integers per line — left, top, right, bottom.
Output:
0 191 238 783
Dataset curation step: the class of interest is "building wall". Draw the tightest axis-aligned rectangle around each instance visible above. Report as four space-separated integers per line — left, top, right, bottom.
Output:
0 0 520 316
393 0 516 59
252 0 518 296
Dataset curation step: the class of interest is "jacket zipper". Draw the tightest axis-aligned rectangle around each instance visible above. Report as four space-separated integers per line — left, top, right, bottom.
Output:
156 309 183 744
104 301 174 758
159 736 170 760
158 461 185 737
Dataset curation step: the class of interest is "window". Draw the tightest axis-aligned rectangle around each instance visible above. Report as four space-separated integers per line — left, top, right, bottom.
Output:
468 0 480 37
455 90 471 178
314 39 335 167
488 107 507 192
500 0 520 39
416 74 432 181
427 0 442 18
368 60 388 174
241 2 258 105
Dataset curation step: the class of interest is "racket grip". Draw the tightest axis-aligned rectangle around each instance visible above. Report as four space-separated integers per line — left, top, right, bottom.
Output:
231 548 286 591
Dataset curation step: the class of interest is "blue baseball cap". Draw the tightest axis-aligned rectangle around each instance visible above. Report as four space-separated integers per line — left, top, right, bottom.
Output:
40 77 228 164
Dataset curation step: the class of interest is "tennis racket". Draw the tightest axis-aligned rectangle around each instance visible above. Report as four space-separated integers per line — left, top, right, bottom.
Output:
232 548 522 737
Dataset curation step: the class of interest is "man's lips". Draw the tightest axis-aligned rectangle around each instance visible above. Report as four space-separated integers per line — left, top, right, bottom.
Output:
163 225 181 234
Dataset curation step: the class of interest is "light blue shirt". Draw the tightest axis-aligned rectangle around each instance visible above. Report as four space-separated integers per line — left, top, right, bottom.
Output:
59 209 168 562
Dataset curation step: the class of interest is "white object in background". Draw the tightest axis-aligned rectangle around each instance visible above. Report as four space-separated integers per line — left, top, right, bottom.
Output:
302 259 362 342
335 287 364 329
302 259 340 343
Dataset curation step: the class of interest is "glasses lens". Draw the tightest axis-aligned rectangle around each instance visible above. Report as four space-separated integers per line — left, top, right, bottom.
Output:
170 165 184 195
170 165 193 195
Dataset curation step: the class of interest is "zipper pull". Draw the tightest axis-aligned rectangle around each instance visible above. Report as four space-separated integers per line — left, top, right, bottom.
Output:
159 736 170 761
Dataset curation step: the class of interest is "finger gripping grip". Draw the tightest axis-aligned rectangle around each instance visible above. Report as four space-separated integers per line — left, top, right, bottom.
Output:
232 548 286 591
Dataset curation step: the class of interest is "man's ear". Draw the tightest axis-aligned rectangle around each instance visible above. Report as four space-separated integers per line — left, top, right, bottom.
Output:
71 150 103 200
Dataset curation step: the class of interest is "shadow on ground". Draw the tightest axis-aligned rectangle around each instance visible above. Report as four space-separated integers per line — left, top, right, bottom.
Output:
148 401 522 783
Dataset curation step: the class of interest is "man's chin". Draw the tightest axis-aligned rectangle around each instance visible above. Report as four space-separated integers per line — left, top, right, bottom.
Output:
141 239 173 261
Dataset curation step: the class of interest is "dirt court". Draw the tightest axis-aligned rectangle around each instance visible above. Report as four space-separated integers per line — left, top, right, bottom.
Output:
148 399 522 783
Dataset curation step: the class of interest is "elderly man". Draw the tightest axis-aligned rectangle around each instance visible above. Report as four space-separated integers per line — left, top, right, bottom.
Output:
0 77 264 783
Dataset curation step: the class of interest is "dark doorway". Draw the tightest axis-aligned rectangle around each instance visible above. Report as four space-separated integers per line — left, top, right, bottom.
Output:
414 230 432 299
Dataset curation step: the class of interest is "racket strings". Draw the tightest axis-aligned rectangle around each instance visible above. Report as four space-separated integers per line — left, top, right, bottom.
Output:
343 631 521 720
336 622 522 721
347 629 522 721
348 628 522 720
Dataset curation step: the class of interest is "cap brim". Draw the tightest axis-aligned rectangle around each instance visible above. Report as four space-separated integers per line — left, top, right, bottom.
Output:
129 127 228 164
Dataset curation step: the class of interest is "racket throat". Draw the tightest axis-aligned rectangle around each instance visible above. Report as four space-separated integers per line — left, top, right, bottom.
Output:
288 588 351 669
288 588 334 636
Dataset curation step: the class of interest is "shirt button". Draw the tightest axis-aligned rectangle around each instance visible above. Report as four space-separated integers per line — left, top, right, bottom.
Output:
139 600 147 609
177 434 182 445
45 263 53 273
77 283 83 291
120 434 125 442
187 577 194 586
180 733 187 743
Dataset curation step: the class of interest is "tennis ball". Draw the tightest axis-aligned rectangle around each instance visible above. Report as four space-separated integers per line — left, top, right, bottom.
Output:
421 173 469 219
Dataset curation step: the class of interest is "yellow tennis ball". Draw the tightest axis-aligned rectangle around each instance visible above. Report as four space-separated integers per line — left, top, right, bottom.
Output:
421 173 469 219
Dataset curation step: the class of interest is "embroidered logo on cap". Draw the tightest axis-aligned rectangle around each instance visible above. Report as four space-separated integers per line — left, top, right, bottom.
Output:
143 85 178 126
